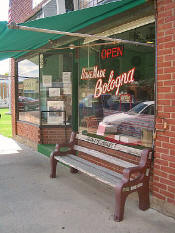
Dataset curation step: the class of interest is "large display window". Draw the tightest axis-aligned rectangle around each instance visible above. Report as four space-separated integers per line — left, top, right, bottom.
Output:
78 23 155 148
40 52 73 126
18 56 40 124
17 51 73 127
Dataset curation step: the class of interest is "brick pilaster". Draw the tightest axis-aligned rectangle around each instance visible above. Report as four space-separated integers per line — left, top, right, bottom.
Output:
153 0 175 215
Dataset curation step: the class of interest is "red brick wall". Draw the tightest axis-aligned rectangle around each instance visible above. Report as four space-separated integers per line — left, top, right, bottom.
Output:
17 121 41 143
10 0 48 23
15 121 72 145
153 0 175 206
41 127 72 144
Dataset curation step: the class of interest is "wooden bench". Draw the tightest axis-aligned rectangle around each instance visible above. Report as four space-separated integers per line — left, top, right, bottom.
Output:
50 131 152 222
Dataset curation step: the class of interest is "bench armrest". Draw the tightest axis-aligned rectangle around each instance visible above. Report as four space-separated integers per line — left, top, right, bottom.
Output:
122 165 145 181
55 142 73 150
52 131 77 157
122 148 152 182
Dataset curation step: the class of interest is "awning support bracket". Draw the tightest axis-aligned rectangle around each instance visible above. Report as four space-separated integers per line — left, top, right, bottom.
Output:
8 22 154 48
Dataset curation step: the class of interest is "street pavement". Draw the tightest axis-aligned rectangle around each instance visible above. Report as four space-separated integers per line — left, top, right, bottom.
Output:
0 134 174 233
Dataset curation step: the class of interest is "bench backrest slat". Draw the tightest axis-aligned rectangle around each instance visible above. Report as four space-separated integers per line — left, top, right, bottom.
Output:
76 133 142 157
74 145 136 169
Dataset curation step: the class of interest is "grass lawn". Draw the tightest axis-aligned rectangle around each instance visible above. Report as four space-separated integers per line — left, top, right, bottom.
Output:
0 108 12 138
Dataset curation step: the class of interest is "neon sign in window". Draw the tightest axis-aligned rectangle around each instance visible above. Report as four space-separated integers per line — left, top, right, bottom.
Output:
80 66 135 98
101 46 124 60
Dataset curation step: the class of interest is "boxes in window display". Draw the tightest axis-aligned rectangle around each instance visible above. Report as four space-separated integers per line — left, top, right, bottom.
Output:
47 101 64 125
49 88 61 97
42 75 52 87
62 72 72 95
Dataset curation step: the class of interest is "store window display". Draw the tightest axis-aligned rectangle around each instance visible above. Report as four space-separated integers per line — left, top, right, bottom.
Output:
18 56 40 124
78 23 155 148
17 51 73 127
40 52 73 126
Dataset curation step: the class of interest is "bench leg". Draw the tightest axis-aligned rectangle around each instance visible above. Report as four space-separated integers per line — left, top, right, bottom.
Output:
70 167 79 173
50 152 57 178
138 184 150 210
114 186 128 222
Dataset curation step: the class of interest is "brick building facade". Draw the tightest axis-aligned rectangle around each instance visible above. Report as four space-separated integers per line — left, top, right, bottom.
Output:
153 0 175 215
9 0 48 23
9 0 175 218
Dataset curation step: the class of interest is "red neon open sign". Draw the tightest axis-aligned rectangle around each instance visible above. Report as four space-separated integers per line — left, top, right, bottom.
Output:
101 46 124 60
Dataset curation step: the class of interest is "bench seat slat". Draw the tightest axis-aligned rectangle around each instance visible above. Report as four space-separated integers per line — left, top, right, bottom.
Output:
74 145 136 168
55 154 123 187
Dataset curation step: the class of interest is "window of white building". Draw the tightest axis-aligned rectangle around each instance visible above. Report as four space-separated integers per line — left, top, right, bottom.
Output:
33 0 43 8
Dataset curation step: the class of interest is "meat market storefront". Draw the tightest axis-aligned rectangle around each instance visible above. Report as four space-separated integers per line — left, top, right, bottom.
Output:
17 15 155 149
0 0 174 219
78 36 154 148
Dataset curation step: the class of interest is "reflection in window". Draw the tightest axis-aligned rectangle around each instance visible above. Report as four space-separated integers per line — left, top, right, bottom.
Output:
79 0 107 9
65 0 74 12
18 56 39 124
40 52 73 126
78 23 155 148
33 0 43 8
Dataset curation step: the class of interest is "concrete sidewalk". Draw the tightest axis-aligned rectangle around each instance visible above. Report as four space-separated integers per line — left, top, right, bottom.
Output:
0 135 174 233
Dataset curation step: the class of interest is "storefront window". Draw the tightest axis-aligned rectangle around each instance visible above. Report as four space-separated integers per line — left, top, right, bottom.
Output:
79 0 106 9
40 52 73 126
18 51 73 127
78 23 155 148
33 0 43 8
18 56 39 124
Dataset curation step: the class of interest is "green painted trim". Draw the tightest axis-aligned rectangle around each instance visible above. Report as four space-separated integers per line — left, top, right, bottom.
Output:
72 57 79 132
37 144 70 167
38 144 55 157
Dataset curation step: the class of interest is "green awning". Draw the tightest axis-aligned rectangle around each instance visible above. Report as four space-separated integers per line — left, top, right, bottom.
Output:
0 0 147 61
